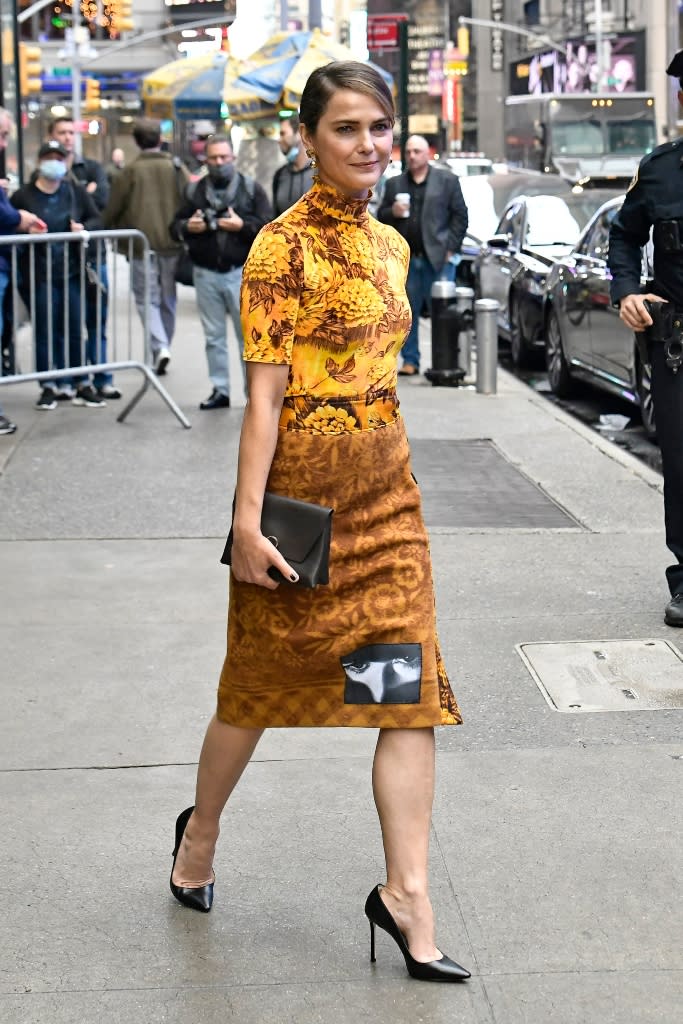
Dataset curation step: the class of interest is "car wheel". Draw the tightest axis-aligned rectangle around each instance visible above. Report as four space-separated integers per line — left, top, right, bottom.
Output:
509 293 532 368
636 351 657 443
545 308 573 397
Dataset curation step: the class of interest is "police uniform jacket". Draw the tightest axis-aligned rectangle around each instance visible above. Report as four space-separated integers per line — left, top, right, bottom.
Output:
609 139 683 307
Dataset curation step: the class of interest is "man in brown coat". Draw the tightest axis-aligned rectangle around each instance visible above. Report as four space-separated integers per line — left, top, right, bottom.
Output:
103 118 189 374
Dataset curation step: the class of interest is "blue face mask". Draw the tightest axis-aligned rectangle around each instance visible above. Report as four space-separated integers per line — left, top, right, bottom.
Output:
40 159 67 181
286 145 299 164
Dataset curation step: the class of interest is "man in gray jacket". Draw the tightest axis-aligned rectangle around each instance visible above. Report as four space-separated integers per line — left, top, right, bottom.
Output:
378 136 468 375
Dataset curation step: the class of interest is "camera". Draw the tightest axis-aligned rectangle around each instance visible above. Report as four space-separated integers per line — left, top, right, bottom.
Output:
203 208 219 232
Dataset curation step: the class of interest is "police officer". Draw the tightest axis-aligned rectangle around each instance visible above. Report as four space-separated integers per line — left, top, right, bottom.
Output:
608 52 683 627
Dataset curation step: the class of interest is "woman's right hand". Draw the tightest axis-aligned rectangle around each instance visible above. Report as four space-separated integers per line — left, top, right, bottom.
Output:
230 530 299 589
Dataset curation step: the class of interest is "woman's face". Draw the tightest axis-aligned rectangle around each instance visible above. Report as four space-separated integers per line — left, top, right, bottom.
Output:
302 88 393 199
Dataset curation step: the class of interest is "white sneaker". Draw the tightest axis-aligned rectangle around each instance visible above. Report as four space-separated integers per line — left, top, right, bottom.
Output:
155 347 171 376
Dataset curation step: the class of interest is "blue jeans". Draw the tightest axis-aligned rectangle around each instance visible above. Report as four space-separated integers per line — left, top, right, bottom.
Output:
0 267 8 416
403 255 439 370
85 262 111 387
193 264 245 397
34 277 87 389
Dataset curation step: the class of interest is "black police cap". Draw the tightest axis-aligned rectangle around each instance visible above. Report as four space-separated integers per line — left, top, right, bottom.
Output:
666 51 683 77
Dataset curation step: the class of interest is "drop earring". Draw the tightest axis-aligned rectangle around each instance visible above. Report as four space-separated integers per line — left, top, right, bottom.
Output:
306 149 318 168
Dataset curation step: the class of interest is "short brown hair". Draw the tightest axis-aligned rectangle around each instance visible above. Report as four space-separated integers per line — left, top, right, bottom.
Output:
133 118 161 150
47 115 73 135
299 61 394 134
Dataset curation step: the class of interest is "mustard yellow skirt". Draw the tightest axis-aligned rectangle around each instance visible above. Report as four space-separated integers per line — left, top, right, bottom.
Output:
217 407 461 728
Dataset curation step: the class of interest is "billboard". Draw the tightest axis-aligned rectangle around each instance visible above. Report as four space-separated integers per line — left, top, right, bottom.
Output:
510 31 646 96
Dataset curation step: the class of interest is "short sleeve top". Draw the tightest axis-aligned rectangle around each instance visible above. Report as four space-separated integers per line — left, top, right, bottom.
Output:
241 179 412 404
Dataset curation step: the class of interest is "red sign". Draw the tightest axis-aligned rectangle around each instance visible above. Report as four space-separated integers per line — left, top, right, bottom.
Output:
367 13 408 52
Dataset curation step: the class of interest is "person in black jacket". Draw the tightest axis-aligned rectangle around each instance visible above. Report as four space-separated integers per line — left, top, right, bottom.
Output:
377 136 468 375
11 141 104 410
47 116 119 399
272 114 314 216
609 52 683 627
171 135 272 409
0 106 46 434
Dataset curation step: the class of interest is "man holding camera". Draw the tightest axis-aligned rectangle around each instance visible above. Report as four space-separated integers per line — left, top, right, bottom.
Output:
171 136 272 409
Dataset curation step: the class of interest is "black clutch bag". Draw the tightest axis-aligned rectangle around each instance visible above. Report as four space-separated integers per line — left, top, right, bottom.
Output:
220 492 333 589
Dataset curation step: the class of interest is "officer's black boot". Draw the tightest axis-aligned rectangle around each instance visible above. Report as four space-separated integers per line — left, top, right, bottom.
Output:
664 593 683 626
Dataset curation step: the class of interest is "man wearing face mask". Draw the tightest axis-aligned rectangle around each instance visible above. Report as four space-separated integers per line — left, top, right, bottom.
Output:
11 141 104 409
271 114 314 217
171 135 272 409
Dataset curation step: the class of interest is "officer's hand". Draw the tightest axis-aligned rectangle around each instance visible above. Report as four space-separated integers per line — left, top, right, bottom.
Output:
619 292 667 332
86 182 97 194
186 209 207 234
218 207 243 232
70 220 84 233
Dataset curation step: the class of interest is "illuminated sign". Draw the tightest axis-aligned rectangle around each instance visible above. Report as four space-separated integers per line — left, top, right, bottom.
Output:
509 31 646 96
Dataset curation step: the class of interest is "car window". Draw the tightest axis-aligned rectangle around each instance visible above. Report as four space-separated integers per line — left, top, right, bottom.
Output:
496 205 517 238
554 119 605 156
578 206 619 258
524 195 582 246
509 205 525 246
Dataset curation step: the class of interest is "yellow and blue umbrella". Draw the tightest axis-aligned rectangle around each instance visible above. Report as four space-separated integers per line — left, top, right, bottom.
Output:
142 51 242 121
142 30 394 123
223 29 394 120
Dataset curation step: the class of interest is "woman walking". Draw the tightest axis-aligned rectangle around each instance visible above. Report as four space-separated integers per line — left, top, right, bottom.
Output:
170 60 469 983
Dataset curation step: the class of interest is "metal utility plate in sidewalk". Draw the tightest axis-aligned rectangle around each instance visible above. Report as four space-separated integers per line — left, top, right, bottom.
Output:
517 639 683 713
410 439 580 529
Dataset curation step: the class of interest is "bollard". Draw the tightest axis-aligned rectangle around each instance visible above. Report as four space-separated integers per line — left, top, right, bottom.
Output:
475 298 499 395
455 286 475 377
425 279 467 387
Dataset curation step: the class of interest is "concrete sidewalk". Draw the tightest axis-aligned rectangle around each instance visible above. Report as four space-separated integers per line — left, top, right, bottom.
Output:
0 294 680 1024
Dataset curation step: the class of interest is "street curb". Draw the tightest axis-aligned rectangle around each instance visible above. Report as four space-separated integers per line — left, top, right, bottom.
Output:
496 363 664 493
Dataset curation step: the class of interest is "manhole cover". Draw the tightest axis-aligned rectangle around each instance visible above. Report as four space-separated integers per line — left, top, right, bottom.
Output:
410 439 580 529
517 639 683 712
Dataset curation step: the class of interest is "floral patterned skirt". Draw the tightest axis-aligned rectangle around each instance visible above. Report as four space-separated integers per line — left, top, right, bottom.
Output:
216 407 461 728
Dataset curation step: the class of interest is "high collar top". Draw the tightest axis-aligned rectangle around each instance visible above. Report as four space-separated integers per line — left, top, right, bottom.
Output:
307 178 372 225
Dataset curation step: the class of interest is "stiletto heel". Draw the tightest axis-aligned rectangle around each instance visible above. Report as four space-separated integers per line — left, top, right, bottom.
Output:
364 885 470 982
170 806 214 913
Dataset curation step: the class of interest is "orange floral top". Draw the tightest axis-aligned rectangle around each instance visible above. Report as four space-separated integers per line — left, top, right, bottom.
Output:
240 179 412 433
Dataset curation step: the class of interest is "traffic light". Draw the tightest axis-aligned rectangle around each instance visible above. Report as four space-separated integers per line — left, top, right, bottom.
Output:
84 77 101 112
109 0 134 34
457 27 470 59
19 42 42 97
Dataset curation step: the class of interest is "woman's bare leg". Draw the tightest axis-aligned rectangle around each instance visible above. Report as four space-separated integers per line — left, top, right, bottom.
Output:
372 727 440 962
172 715 263 886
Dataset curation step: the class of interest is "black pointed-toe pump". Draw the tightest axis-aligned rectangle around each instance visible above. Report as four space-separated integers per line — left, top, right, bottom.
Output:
365 885 470 982
170 806 214 913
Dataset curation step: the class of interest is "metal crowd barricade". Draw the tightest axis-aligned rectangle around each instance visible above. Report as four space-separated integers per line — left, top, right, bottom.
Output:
0 228 190 428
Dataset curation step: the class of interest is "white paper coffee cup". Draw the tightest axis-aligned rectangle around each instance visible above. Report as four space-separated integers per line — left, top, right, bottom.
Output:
395 192 411 217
